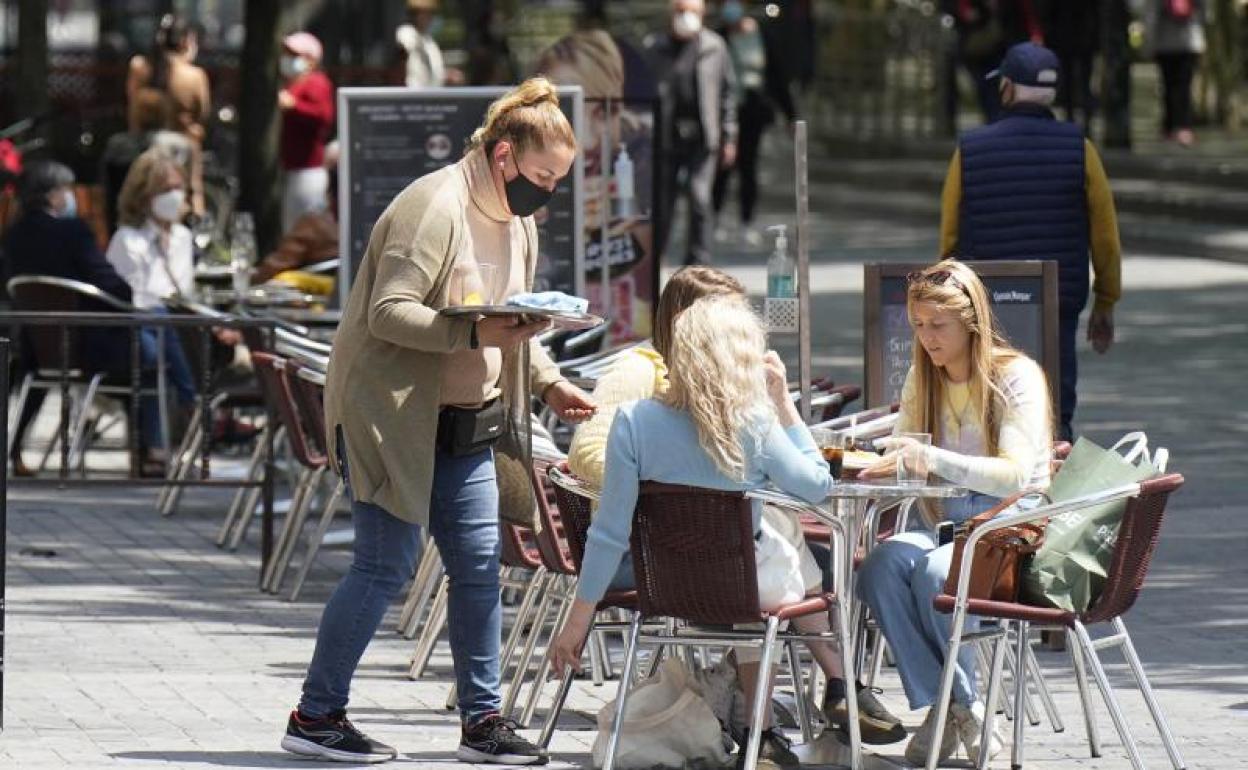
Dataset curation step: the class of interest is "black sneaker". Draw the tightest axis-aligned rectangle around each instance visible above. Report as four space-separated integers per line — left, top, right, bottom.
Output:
735 727 799 770
281 710 398 763
823 685 907 745
457 714 549 765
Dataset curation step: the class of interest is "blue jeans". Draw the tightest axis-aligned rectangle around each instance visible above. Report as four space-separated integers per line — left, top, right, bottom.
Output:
137 309 196 448
299 446 503 723
856 493 1000 710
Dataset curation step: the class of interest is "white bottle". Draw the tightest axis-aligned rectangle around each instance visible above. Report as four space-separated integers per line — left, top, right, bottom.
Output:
230 212 256 301
766 224 795 299
613 146 634 219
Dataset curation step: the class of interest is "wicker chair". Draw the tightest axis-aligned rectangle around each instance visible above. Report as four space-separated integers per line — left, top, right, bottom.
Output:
578 480 850 770
926 474 1187 770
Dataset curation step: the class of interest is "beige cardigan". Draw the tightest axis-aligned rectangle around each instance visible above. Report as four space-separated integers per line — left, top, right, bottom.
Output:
324 150 564 524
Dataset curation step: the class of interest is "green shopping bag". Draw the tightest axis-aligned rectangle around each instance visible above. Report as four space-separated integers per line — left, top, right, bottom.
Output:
1021 433 1165 613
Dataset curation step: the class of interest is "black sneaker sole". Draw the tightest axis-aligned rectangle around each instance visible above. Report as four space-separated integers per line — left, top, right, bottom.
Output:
456 745 549 765
281 734 396 763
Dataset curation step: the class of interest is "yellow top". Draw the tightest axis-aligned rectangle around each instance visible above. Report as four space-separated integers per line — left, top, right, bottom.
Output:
939 140 1122 315
567 347 668 488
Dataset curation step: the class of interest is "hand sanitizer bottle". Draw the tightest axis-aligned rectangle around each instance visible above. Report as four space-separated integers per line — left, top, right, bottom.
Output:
766 224 795 299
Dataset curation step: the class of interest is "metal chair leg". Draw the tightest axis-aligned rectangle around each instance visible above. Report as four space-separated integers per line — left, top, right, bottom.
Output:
502 576 560 718
399 539 442 637
158 401 202 513
787 640 814 744
271 467 328 593
742 617 782 770
263 466 319 592
7 373 33 449
1068 628 1103 757
217 424 272 546
520 584 574 727
1025 634 1065 733
67 374 102 473
977 631 1009 770
287 479 346 601
409 576 449 679
1115 618 1186 770
1012 621 1029 769
1072 620 1147 770
1004 633 1041 726
601 613 643 770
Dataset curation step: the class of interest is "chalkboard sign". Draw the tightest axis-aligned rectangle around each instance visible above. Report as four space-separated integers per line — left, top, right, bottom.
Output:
864 261 1060 412
337 87 584 308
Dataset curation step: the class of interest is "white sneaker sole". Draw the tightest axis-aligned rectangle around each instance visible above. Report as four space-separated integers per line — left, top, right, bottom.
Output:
281 734 396 763
456 745 549 765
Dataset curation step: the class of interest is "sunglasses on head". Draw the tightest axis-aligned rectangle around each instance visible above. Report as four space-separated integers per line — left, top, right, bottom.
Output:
907 268 967 294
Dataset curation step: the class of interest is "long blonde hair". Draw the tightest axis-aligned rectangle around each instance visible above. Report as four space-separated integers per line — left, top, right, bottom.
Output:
906 259 1053 456
467 77 577 157
117 147 184 228
660 295 773 480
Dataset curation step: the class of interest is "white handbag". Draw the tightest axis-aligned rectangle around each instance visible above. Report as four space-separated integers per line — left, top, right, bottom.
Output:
592 658 732 769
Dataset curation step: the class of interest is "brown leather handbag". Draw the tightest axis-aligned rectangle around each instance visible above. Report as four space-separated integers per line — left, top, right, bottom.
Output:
943 490 1048 603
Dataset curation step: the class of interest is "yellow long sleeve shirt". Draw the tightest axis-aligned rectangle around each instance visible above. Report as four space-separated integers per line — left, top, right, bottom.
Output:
939 140 1122 315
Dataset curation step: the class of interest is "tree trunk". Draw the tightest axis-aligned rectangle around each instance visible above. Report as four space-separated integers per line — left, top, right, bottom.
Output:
17 0 50 134
1100 0 1132 149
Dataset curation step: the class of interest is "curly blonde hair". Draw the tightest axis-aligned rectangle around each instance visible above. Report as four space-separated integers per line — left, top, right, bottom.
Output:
466 76 577 157
660 294 773 480
117 148 185 228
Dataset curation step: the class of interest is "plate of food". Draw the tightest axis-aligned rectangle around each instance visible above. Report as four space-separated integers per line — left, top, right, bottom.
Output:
440 304 605 331
843 449 883 471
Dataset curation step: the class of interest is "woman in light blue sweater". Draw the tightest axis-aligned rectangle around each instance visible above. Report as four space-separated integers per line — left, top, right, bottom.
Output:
548 294 834 768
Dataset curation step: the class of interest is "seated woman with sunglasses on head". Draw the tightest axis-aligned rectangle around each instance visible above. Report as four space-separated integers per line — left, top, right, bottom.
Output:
855 259 1053 765
550 294 845 769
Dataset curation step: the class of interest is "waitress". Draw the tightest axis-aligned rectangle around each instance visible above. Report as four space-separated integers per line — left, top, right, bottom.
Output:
282 77 596 766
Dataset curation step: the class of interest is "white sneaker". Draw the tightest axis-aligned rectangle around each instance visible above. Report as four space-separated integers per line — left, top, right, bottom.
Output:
949 700 1004 766
903 705 958 766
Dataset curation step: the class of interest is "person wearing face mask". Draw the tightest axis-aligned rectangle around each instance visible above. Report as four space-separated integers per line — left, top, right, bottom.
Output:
3 160 135 477
646 0 738 266
279 32 335 233
281 77 596 766
105 149 208 473
126 14 210 216
395 0 464 88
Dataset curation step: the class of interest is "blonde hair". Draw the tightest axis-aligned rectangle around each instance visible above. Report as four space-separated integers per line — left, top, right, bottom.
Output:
117 148 184 228
906 259 1053 456
535 30 625 101
467 77 577 157
660 295 773 480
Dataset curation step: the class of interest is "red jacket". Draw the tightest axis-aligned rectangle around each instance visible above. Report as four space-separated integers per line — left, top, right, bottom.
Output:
281 70 335 171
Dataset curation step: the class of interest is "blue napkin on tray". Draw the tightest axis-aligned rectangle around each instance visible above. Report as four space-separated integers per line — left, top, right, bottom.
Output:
505 291 589 314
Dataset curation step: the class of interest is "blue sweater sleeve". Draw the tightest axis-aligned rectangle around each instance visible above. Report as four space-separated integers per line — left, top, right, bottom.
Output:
576 408 640 605
762 423 834 504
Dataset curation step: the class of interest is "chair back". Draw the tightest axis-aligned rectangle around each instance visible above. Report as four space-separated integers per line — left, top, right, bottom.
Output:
547 463 596 573
1081 473 1184 625
6 275 130 373
631 482 760 625
251 351 325 470
499 521 543 570
530 460 576 575
287 359 328 458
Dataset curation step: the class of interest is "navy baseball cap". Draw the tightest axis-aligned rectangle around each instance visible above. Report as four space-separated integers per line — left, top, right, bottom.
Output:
986 42 1060 88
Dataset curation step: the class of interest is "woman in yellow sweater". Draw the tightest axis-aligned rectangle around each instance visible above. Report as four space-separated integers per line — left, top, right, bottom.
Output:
567 265 744 486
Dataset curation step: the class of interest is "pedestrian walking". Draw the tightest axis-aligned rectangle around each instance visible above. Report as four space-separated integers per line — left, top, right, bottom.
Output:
938 42 1121 442
1147 0 1207 146
281 77 596 765
646 0 738 266
711 0 796 249
1042 0 1100 131
279 32 335 233
396 0 463 88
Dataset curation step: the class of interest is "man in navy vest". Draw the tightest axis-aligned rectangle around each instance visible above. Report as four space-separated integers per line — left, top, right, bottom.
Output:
938 42 1121 442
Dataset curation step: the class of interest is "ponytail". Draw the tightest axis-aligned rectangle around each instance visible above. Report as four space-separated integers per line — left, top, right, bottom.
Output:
467 77 577 158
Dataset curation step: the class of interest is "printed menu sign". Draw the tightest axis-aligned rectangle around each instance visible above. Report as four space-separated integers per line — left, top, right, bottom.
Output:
864 261 1060 411
337 87 583 307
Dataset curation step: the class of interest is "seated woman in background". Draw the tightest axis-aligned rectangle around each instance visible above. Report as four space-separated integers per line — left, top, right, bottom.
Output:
2 160 135 476
106 148 236 472
550 295 841 769
856 259 1053 765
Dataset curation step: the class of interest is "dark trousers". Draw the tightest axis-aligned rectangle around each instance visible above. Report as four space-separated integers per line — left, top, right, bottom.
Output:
1057 50 1096 130
1156 52 1197 134
712 91 770 226
657 137 717 266
1058 305 1081 443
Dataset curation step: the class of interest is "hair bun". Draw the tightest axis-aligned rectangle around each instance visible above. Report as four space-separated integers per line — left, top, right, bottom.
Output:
517 76 559 108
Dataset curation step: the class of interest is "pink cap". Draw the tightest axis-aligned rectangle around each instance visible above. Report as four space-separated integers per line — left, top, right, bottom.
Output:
282 32 323 62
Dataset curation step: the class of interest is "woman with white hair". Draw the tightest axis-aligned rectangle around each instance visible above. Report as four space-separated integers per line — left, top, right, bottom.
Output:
549 294 834 769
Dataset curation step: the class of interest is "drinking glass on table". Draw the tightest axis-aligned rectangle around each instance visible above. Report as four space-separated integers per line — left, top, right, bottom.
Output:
810 427 850 481
451 262 498 306
896 431 932 485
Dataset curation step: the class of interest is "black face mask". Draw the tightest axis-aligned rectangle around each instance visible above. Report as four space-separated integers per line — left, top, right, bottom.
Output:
503 155 555 217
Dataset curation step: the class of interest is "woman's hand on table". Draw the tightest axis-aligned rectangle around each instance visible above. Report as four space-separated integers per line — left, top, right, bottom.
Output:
860 435 927 479
545 380 597 423
547 600 595 677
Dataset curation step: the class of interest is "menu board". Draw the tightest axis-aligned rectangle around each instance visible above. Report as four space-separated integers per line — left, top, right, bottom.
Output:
864 261 1060 412
337 87 584 308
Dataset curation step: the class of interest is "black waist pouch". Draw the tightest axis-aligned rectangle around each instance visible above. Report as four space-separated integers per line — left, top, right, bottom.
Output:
437 398 506 457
